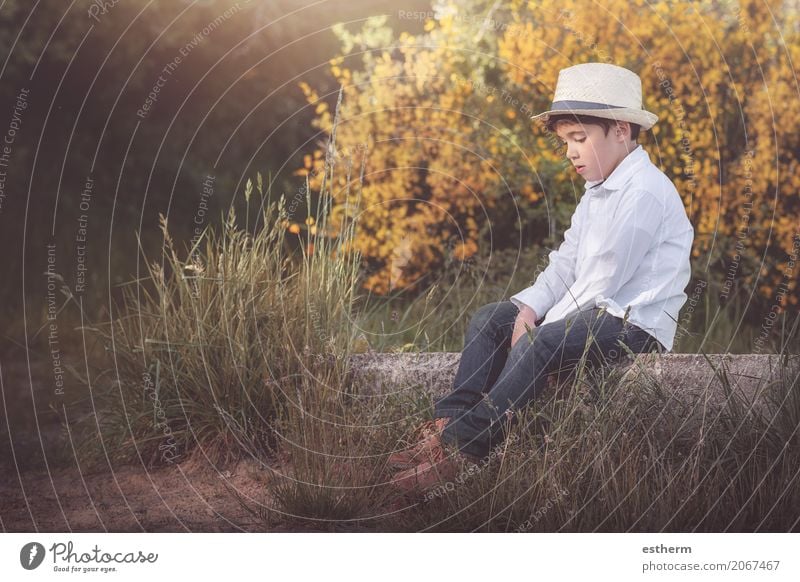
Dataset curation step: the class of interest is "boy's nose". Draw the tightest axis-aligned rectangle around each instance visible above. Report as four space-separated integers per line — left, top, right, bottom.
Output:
566 144 579 159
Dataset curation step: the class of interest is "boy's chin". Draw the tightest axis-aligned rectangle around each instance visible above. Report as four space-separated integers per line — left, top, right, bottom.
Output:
584 173 604 181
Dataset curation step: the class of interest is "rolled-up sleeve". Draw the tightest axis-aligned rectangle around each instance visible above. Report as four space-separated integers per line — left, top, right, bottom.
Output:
563 189 663 309
510 197 585 318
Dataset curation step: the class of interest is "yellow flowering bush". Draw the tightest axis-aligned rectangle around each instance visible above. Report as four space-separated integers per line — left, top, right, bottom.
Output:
298 0 798 306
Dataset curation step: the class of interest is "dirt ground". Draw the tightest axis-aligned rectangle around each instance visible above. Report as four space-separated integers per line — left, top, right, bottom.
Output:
0 456 278 532
1 346 282 532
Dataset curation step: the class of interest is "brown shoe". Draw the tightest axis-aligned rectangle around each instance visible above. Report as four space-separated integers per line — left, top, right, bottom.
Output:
390 442 480 495
386 417 451 470
390 457 459 494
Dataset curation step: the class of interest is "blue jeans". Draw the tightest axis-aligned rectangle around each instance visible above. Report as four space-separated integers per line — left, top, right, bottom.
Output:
433 301 665 458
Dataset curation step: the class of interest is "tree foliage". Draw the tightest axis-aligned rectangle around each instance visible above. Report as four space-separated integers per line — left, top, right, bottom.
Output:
298 0 799 308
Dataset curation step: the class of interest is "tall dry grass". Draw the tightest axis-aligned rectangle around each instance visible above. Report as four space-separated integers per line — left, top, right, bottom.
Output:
75 89 364 472
235 323 800 532
389 350 800 532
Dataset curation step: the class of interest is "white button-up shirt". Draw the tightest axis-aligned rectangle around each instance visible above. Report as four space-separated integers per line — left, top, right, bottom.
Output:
510 145 694 352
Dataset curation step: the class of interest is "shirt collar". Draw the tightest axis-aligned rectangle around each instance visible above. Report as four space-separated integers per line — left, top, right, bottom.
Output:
584 145 649 194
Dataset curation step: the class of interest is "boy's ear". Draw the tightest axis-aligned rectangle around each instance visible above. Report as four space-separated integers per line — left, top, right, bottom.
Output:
614 121 631 142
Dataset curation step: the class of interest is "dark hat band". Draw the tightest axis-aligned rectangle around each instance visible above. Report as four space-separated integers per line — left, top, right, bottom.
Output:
549 100 627 111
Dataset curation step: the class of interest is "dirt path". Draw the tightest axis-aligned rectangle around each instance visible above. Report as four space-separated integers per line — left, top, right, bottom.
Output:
1 456 277 532
0 347 399 533
1 345 281 532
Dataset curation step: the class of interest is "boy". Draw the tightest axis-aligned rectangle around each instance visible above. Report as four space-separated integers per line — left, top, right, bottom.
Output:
389 62 694 494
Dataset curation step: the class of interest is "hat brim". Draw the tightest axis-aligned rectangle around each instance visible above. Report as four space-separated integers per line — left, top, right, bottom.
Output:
531 108 658 130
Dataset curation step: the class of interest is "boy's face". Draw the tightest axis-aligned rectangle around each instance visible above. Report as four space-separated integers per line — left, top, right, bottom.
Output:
555 121 632 183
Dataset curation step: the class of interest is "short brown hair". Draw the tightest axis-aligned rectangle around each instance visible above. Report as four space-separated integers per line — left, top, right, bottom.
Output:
544 113 641 141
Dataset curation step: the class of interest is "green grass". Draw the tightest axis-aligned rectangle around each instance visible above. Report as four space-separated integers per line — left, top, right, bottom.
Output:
350 242 546 353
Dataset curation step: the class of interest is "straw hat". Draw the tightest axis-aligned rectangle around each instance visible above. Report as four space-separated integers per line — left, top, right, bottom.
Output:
531 63 658 130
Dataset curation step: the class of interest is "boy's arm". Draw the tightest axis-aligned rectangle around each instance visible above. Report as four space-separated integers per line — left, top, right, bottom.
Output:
561 189 664 309
510 197 585 320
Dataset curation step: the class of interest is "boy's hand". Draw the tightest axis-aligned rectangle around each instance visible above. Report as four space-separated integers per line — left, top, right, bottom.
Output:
511 305 538 348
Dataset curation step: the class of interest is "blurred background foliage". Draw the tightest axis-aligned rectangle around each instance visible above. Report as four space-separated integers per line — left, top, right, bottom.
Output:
0 0 798 355
0 0 428 344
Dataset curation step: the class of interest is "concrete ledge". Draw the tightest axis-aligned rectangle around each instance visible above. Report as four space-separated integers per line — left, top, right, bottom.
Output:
347 352 800 429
